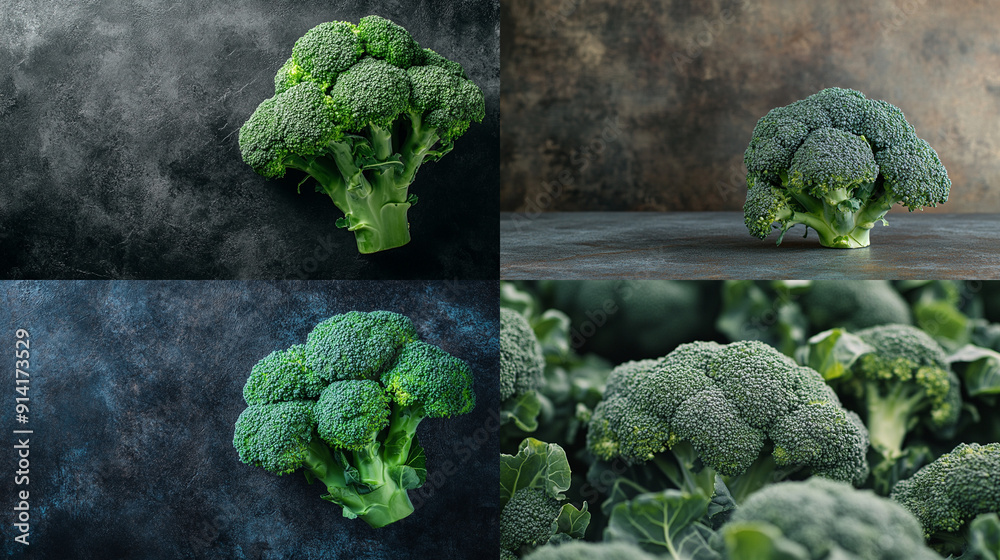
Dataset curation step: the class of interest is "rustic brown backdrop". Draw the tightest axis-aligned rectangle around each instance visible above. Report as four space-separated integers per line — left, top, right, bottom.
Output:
501 0 1000 213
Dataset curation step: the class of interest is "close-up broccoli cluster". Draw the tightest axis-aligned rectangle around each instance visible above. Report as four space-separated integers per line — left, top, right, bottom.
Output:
233 310 476 528
500 280 1000 560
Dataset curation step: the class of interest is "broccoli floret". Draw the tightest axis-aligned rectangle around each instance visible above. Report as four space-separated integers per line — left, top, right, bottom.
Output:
232 311 475 528
522 541 662 560
744 87 950 249
501 307 546 431
500 438 590 559
844 325 962 483
586 340 869 501
239 16 486 254
892 443 1000 539
501 488 563 552
724 478 941 560
801 280 912 332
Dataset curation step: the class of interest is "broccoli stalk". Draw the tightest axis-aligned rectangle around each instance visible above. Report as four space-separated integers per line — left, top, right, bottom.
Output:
239 16 485 254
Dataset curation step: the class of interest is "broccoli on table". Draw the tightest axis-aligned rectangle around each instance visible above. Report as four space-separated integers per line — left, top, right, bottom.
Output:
239 16 485 254
233 311 475 528
724 478 941 560
892 443 1000 540
586 340 870 502
744 87 950 249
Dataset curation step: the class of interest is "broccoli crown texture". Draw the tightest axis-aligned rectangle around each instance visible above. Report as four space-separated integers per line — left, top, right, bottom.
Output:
522 542 662 560
744 87 950 249
500 307 545 402
850 324 961 460
232 310 475 528
239 15 486 254
500 488 563 553
587 340 870 485
891 442 1000 536
727 478 941 560
801 280 912 332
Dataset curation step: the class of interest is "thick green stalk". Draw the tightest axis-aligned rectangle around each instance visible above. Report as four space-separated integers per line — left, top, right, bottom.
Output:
303 437 415 528
383 403 425 466
865 382 925 462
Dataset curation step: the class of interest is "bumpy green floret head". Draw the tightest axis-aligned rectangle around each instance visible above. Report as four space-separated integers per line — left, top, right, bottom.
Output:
787 127 879 201
409 65 486 141
304 311 418 382
500 308 544 402
586 340 869 483
381 340 476 417
233 400 316 475
522 542 662 560
801 280 912 332
500 487 562 553
357 15 422 69
276 21 364 93
728 478 941 560
238 82 341 178
314 379 391 450
328 57 411 131
243 344 327 405
421 48 468 78
891 442 1000 536
854 324 961 431
743 87 950 248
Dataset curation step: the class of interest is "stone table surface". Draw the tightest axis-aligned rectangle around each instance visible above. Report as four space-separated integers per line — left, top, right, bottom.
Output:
2 281 498 560
501 212 1000 279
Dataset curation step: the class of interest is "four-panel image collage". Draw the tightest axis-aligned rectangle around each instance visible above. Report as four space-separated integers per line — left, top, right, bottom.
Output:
2 1 999 559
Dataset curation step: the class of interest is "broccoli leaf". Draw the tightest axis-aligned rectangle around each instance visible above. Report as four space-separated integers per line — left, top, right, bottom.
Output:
800 328 874 380
949 345 1000 399
722 521 810 560
965 513 1000 560
500 438 572 506
604 489 721 560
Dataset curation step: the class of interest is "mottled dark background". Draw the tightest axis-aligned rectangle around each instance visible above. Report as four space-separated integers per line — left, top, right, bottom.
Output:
501 0 1000 213
0 0 499 279
2 281 499 559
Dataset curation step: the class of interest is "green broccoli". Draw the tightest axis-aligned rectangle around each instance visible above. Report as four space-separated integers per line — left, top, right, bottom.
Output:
522 541 662 560
843 324 961 485
744 87 950 249
500 438 590 559
233 311 475 528
501 307 546 431
801 280 912 332
239 16 485 253
724 478 941 560
586 340 870 503
892 443 1000 541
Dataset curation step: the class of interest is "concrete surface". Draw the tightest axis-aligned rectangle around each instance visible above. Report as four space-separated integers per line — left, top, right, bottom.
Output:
0 0 499 280
500 212 1000 279
501 0 1000 213
2 281 499 559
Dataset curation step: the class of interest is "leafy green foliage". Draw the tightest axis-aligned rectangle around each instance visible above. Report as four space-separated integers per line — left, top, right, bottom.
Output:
232 311 475 528
604 490 721 560
500 439 591 558
239 16 485 253
744 87 950 248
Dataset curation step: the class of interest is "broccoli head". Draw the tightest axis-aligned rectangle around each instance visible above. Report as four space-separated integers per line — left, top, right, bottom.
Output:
522 542 662 560
801 280 912 332
724 478 941 560
239 16 486 254
586 340 870 501
892 443 1000 539
843 325 962 479
500 307 546 431
232 310 475 528
744 87 950 249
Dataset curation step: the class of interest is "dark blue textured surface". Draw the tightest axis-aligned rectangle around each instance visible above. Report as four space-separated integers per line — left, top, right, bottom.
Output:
2 281 499 559
0 0 499 280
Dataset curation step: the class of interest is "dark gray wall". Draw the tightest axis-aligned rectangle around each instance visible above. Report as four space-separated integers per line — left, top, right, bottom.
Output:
2 281 499 559
0 0 499 279
501 0 1000 213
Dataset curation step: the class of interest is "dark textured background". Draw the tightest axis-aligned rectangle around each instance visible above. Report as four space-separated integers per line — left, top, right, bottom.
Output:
501 0 1000 213
0 0 499 280
2 281 499 559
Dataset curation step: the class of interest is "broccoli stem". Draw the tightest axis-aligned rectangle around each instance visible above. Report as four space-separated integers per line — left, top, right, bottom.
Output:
865 381 925 463
383 403 425 466
302 436 416 528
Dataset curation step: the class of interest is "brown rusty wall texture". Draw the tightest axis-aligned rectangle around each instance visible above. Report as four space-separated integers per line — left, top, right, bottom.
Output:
500 0 1000 213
